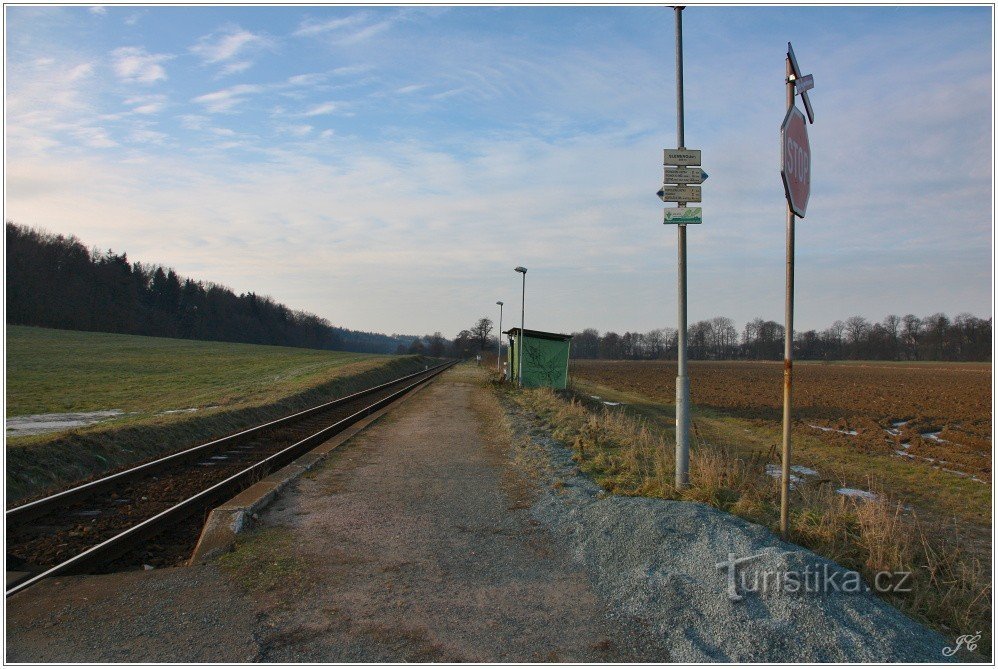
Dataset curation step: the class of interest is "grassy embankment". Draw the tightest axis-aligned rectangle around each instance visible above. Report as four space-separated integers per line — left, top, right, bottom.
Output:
6 325 429 503
496 362 991 656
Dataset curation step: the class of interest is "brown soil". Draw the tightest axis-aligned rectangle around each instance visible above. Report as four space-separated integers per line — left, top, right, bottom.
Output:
571 360 992 479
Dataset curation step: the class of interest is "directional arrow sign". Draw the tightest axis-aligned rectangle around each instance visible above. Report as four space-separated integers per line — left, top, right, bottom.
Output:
663 148 701 166
794 74 814 94
664 167 708 185
657 185 701 203
663 207 702 225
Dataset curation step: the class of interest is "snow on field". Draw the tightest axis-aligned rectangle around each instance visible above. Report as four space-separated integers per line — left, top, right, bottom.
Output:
5 410 124 437
807 424 858 436
836 488 878 501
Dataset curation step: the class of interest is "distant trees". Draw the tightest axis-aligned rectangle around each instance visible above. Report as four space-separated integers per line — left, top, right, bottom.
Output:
570 312 990 362
5 222 414 355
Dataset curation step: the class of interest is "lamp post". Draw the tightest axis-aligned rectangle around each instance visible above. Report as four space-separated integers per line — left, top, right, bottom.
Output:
496 300 504 374
514 266 527 387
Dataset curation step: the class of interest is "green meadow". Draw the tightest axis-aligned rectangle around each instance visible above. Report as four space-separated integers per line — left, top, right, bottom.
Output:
5 325 425 502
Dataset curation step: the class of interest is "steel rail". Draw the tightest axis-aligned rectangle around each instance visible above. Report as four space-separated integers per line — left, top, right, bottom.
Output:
6 360 456 598
7 361 451 525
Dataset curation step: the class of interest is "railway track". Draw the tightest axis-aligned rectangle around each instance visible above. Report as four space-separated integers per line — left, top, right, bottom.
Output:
6 360 456 597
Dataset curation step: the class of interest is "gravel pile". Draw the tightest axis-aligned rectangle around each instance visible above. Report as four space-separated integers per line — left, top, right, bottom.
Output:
519 429 953 662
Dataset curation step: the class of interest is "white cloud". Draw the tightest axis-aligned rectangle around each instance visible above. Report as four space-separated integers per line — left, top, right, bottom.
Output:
396 84 425 95
191 26 271 77
276 124 313 137
67 62 95 80
124 94 167 115
287 72 326 87
302 101 340 116
293 15 365 37
293 13 395 44
219 60 253 76
73 126 117 148
88 6 107 16
192 84 264 113
111 46 170 84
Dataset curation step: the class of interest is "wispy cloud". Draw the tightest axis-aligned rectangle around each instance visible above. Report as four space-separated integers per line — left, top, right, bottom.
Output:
111 46 171 84
190 26 272 76
124 94 167 115
302 101 340 116
293 15 365 37
294 12 396 45
192 83 264 113
396 84 425 95
88 6 107 16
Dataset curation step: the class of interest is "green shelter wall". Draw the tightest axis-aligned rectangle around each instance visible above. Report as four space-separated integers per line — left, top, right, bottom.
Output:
509 334 571 389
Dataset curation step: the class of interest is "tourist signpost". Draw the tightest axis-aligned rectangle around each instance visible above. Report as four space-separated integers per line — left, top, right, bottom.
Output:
659 7 709 488
779 42 815 537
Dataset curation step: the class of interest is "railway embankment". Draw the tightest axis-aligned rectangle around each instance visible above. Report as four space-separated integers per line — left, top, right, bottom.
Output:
6 325 434 503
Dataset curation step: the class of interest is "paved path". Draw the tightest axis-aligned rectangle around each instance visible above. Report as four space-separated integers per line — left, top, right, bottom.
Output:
253 374 658 661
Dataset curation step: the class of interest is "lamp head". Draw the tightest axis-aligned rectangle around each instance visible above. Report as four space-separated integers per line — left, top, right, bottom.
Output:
514 266 527 274
496 300 503 306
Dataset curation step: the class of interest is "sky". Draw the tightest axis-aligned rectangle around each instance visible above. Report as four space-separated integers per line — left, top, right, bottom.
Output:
4 4 993 338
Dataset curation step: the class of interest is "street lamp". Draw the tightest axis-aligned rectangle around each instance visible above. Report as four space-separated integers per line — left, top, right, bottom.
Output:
514 266 527 387
495 300 504 374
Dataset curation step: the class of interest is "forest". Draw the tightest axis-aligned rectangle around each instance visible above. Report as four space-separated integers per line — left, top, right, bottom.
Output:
5 222 416 355
566 313 991 362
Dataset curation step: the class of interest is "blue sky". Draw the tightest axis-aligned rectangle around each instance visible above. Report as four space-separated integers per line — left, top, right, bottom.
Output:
4 5 993 337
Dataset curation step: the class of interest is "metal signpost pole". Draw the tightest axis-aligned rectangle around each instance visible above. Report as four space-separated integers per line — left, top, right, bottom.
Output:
496 301 504 373
515 267 527 387
780 52 795 537
674 5 690 488
779 42 813 537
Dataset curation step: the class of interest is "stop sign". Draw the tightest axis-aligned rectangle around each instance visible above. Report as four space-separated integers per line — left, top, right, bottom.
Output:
781 106 810 218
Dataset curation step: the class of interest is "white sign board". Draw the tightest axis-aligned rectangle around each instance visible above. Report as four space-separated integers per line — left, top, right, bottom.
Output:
657 185 701 203
663 148 701 166
664 167 708 185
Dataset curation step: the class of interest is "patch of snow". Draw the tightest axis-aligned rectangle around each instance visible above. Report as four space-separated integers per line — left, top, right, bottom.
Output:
6 409 125 437
837 488 877 501
158 407 199 415
791 465 818 476
589 395 602 400
765 464 802 487
603 401 622 406
891 420 909 428
921 431 949 443
807 424 857 436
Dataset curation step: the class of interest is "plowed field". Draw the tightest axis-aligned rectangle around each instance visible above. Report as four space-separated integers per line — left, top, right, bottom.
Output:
570 360 992 481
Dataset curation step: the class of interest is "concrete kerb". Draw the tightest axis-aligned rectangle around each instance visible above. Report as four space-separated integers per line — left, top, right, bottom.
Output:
189 375 439 564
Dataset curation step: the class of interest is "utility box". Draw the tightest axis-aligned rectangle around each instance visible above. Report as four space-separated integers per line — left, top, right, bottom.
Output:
505 328 573 389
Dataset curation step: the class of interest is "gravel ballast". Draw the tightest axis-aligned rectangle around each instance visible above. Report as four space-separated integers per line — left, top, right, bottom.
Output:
510 410 955 663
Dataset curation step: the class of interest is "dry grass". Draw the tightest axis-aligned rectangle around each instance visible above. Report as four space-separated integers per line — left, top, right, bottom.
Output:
509 385 991 656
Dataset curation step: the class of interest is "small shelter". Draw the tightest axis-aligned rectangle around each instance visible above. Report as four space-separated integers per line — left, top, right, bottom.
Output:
505 328 573 389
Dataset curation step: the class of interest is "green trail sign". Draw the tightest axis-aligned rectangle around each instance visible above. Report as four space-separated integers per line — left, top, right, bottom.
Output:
663 207 703 225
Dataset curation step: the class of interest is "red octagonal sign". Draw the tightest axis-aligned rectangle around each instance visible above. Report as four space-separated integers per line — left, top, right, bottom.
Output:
781 106 810 218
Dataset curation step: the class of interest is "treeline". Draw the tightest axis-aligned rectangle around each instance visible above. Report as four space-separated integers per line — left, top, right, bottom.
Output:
5 222 417 355
570 313 991 362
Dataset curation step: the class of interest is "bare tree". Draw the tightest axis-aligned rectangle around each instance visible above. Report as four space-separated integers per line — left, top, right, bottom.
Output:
471 317 493 353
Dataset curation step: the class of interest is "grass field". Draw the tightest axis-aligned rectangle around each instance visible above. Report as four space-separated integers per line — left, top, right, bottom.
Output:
5 325 426 502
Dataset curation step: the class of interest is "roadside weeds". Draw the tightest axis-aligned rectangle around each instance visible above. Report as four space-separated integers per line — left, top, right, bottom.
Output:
503 382 991 659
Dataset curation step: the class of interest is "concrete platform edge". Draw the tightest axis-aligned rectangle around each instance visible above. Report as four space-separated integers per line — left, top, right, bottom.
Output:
189 376 437 564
